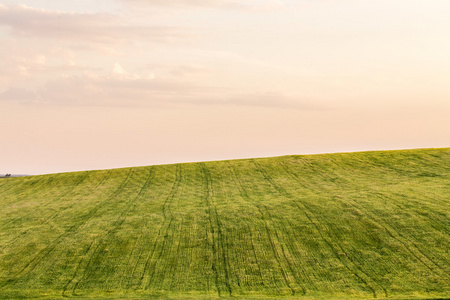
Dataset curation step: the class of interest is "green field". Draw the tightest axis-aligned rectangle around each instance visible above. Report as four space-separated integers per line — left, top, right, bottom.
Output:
0 148 449 299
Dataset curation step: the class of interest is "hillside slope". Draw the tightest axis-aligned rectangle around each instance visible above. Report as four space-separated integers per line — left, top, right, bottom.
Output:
0 148 449 299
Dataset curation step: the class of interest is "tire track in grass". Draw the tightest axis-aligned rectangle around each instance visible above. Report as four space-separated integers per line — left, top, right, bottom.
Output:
199 163 221 297
342 155 450 273
46 171 115 227
343 192 449 280
5 171 109 251
59 168 137 295
1 169 134 290
153 165 186 292
292 156 449 281
169 217 184 291
141 165 179 290
0 174 58 207
71 168 154 294
39 171 92 221
335 153 450 232
0 179 14 193
225 162 267 291
226 161 300 295
211 163 242 290
253 161 319 295
105 167 156 290
214 206 233 294
61 239 97 297
199 163 228 296
256 205 298 296
139 164 182 291
125 167 178 290
257 205 306 295
381 191 450 236
23 172 89 215
114 168 158 289
298 155 449 286
225 162 279 293
200 162 233 297
381 190 450 235
53 172 115 286
124 226 147 289
0 175 29 196
277 160 388 298
119 230 142 288
153 215 177 291
57 169 135 294
273 162 388 292
0 172 90 247
302 156 449 277
1 172 91 256
256 160 382 298
248 230 267 290
262 204 319 292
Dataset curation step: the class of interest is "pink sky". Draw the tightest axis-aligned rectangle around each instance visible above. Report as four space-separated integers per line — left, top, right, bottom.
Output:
0 0 449 175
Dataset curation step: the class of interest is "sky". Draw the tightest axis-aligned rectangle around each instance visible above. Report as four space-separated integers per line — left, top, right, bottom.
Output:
0 0 449 175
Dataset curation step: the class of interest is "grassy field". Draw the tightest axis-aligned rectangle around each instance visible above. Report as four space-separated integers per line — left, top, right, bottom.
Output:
0 148 449 299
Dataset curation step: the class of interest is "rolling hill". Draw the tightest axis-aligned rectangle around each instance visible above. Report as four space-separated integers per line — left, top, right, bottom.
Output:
0 148 449 299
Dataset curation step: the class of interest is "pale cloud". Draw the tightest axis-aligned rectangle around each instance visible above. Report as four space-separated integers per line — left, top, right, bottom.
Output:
0 3 192 90
0 68 317 110
0 51 49 84
113 63 126 76
222 92 321 110
0 87 37 102
0 4 187 45
122 0 245 9
121 0 285 10
0 70 205 106
176 91 324 110
247 0 285 11
112 63 141 80
0 50 95 86
169 64 207 77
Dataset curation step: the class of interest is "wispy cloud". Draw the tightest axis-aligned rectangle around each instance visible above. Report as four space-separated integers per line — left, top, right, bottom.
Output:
0 4 187 45
123 0 244 9
0 87 37 102
0 68 210 107
0 67 318 110
220 92 321 110
121 0 285 10
0 39 96 87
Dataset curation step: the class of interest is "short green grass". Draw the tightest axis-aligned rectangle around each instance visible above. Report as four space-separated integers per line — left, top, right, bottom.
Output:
0 148 449 299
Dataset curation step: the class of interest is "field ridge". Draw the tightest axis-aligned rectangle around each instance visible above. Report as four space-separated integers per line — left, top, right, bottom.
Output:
0 148 449 299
